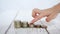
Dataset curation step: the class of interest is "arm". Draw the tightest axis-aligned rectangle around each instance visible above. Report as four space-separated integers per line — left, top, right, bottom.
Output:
52 3 60 13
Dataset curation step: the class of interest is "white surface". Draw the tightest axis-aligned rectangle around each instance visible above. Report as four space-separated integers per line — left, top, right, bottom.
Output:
0 10 60 34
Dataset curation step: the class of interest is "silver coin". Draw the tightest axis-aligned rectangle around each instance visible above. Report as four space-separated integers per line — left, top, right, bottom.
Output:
21 21 29 28
29 24 34 28
14 20 21 28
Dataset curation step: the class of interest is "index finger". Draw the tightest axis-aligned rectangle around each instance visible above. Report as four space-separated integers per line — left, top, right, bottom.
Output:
30 14 45 25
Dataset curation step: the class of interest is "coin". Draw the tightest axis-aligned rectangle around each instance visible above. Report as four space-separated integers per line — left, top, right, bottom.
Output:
21 21 29 28
34 25 40 28
29 24 34 28
14 20 21 28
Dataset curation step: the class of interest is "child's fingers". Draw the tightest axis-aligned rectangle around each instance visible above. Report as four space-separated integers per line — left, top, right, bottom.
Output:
30 14 45 24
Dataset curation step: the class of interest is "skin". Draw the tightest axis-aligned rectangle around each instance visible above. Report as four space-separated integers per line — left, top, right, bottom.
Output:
30 3 60 24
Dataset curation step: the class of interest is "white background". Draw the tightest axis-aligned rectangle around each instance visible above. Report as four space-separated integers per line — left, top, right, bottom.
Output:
0 0 60 34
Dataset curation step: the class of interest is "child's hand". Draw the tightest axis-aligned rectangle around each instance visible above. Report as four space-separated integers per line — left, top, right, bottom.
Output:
30 3 60 24
30 8 58 24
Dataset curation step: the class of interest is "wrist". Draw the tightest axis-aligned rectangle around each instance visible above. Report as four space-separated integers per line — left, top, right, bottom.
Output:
52 3 60 13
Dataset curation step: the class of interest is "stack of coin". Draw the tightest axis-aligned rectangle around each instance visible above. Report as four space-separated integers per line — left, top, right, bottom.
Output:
21 21 29 28
29 24 34 28
14 20 21 28
34 25 41 28
34 25 47 28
